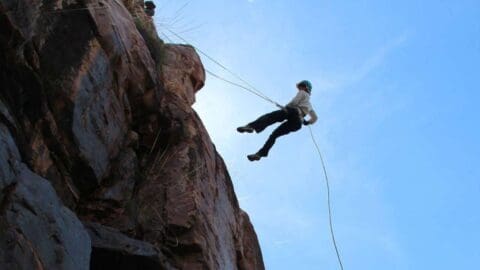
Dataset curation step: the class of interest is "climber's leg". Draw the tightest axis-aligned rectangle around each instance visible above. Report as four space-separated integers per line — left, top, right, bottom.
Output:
259 119 302 155
248 116 302 161
238 110 288 134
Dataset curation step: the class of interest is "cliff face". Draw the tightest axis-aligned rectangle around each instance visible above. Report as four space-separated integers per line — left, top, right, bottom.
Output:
0 0 264 269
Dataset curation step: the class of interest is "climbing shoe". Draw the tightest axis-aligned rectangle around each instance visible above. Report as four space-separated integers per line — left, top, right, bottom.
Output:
247 153 262 161
237 125 254 133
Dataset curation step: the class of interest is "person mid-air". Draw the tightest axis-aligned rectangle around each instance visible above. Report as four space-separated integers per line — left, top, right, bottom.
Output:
237 80 318 161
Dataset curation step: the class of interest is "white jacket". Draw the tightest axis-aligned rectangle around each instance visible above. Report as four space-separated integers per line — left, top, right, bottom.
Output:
286 90 318 124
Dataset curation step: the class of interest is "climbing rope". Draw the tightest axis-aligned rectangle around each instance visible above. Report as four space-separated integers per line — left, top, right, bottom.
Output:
308 126 344 270
162 29 278 106
164 27 280 106
162 27 345 269
205 69 279 105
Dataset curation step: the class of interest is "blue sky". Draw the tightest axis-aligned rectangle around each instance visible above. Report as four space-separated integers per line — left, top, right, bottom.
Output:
153 1 480 269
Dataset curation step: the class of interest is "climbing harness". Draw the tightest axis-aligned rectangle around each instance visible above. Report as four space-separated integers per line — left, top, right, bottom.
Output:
162 27 345 270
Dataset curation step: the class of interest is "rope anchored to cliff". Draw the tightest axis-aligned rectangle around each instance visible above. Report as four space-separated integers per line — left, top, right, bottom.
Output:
205 69 280 107
164 28 281 107
162 27 345 270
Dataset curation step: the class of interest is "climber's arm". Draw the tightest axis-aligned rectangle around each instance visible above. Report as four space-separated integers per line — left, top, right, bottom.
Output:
303 110 318 125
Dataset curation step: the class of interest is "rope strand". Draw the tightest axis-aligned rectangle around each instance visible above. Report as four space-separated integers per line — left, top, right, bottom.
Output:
205 69 277 105
308 127 344 270
164 27 279 105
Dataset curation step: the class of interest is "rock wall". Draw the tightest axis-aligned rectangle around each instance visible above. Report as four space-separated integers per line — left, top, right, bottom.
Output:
0 0 264 269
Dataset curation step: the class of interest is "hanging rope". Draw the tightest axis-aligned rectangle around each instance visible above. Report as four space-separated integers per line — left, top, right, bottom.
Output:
159 30 272 103
205 69 278 105
162 29 279 107
161 27 345 270
308 126 344 270
163 27 280 106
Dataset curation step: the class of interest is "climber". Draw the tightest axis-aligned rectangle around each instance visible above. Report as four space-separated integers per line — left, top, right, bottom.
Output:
237 80 318 161
144 1 156 17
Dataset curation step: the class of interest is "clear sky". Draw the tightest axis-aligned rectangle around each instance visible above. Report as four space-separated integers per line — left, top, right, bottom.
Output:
152 1 480 269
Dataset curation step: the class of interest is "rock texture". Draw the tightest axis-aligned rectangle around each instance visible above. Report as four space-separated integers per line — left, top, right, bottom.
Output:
0 124 91 270
85 222 174 270
0 0 264 269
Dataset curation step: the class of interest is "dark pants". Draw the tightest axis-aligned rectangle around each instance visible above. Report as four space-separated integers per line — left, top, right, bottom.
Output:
248 107 302 156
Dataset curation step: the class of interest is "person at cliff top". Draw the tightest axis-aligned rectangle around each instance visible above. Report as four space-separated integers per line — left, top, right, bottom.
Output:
144 1 156 17
237 80 318 161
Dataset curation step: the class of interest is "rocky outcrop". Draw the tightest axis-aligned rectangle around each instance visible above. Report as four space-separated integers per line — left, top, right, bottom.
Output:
0 124 91 270
134 43 264 269
0 0 264 269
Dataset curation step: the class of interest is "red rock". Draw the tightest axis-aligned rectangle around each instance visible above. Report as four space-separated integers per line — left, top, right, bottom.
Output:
162 44 206 106
0 124 91 270
85 222 175 270
0 0 264 269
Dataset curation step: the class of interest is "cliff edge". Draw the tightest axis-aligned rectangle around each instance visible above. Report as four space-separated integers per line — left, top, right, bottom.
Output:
0 0 264 269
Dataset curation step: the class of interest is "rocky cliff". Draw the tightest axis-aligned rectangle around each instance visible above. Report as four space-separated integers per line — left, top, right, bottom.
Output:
0 0 264 269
